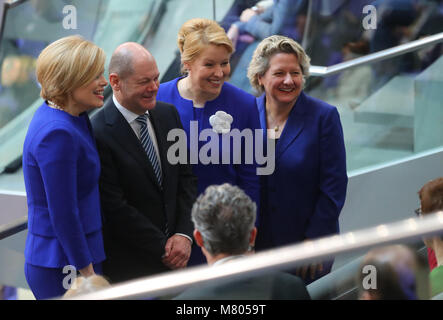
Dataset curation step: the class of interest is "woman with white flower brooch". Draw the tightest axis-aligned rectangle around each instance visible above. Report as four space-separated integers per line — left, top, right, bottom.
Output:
247 35 348 284
157 18 261 266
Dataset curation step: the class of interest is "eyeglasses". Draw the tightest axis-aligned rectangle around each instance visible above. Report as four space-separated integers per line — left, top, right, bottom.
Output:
414 207 422 216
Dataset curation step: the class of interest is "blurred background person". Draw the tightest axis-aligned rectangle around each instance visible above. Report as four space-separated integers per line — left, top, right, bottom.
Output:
63 274 111 299
357 245 429 300
175 183 310 300
418 177 443 298
227 0 307 92
157 18 261 266
247 35 348 284
22 35 108 299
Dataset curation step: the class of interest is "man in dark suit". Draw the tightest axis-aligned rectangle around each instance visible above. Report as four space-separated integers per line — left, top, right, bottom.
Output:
174 184 310 300
91 42 197 283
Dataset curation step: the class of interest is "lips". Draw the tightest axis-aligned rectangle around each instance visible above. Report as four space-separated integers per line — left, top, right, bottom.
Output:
208 79 223 88
93 89 104 100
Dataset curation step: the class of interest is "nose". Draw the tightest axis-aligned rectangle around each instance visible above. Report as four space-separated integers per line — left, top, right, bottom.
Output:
214 65 223 78
283 73 293 84
100 75 108 87
147 79 159 92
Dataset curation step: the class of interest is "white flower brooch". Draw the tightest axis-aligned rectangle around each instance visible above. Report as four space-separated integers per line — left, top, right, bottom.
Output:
209 111 233 134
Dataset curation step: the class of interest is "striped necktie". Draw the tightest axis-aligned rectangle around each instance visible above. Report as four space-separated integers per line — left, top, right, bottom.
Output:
135 114 163 187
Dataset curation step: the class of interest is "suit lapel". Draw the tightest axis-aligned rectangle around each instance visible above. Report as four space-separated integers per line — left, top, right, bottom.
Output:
104 101 162 191
257 94 268 141
277 92 307 160
257 92 306 161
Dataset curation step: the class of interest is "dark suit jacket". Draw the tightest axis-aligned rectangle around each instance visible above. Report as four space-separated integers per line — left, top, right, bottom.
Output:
91 99 197 283
256 91 348 252
174 271 311 300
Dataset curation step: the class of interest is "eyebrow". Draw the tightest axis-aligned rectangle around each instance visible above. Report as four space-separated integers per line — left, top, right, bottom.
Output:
137 74 159 81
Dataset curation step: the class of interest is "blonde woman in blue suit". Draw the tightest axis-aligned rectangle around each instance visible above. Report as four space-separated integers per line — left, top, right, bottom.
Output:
248 35 348 283
22 36 108 299
157 18 261 266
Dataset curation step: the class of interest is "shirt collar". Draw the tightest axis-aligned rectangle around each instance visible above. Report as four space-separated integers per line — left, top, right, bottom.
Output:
113 94 149 123
212 254 245 266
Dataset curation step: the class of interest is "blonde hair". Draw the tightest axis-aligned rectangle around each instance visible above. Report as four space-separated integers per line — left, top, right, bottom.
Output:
177 18 233 74
36 35 106 107
247 35 311 94
63 275 111 298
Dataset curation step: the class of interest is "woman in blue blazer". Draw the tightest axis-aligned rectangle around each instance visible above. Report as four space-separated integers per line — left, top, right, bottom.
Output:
247 35 348 283
22 36 108 299
157 18 261 265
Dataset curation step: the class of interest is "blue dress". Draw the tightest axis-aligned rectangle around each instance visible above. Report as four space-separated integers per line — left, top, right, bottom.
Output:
157 78 260 205
157 78 261 264
22 102 105 299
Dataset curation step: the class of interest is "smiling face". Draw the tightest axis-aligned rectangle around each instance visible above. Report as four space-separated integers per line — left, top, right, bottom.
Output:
184 44 231 101
111 54 160 114
69 72 108 112
258 53 303 108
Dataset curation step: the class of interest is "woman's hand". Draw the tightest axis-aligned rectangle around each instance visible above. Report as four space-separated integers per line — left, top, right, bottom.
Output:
79 263 95 278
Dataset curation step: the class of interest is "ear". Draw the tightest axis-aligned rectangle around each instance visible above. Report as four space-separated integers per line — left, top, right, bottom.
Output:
257 74 263 87
193 229 204 248
109 73 120 91
249 227 257 246
183 61 191 74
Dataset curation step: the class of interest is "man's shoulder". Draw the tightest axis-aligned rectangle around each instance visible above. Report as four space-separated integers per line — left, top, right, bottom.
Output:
152 100 179 119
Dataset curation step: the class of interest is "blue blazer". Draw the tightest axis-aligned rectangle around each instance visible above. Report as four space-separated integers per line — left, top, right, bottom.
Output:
22 102 105 269
256 92 348 250
157 78 261 207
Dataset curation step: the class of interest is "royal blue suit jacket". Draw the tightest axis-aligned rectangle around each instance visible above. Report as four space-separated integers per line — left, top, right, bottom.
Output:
256 92 348 250
157 78 260 207
23 102 105 269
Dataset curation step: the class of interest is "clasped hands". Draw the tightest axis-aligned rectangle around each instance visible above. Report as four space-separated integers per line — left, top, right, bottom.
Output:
162 234 192 270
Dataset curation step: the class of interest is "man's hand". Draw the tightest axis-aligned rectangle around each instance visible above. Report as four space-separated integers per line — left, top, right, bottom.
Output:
162 235 192 270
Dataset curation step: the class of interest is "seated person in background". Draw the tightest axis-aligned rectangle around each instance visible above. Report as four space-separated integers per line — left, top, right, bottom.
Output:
219 0 263 32
174 183 310 300
63 275 111 298
357 245 429 300
418 177 443 298
227 0 307 91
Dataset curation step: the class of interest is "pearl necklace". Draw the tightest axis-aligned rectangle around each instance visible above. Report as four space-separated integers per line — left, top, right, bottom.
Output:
47 100 64 110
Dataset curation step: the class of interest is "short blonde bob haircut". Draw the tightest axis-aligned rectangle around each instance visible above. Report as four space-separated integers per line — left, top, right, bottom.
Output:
36 35 106 107
177 18 233 74
247 35 310 94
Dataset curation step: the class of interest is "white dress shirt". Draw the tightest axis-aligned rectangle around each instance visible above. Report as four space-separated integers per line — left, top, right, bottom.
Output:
113 95 192 244
113 95 162 170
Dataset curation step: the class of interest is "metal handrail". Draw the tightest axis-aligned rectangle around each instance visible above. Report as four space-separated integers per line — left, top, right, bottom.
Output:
309 32 443 77
67 211 443 300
